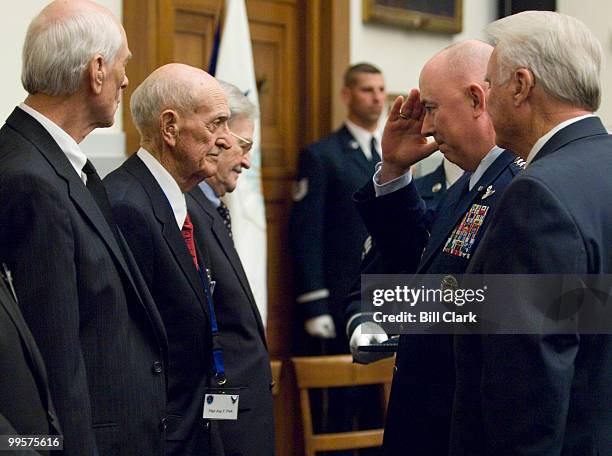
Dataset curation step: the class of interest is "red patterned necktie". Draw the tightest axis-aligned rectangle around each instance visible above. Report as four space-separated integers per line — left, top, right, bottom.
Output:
181 213 199 271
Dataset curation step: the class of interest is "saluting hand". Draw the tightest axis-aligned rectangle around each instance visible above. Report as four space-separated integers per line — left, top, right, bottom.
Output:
379 89 438 184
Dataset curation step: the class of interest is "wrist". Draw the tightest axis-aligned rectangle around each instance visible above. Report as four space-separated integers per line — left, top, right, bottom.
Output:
379 162 411 184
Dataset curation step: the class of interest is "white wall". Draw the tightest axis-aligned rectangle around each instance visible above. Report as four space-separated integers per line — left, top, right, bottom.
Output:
0 0 125 176
557 0 612 129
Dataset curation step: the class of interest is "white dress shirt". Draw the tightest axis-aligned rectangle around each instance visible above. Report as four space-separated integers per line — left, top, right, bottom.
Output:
136 148 187 229
19 103 88 183
345 119 382 161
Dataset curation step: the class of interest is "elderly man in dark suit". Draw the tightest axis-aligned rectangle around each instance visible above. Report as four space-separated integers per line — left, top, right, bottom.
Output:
348 41 524 455
0 263 60 454
0 2 168 454
104 64 231 455
452 12 612 455
187 81 274 456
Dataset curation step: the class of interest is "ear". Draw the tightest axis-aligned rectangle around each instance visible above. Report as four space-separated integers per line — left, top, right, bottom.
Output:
88 54 105 95
160 110 179 147
341 86 351 105
512 68 534 106
467 83 486 117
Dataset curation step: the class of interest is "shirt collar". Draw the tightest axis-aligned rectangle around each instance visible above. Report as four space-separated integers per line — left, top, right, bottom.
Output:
469 146 504 191
198 180 221 208
344 119 382 161
136 147 187 229
526 114 595 166
19 103 87 183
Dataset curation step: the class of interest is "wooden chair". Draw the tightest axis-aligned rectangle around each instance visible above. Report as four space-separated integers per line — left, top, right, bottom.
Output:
291 355 395 456
270 359 282 397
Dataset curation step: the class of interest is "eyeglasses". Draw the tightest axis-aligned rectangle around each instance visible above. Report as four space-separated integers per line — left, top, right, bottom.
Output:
229 130 253 155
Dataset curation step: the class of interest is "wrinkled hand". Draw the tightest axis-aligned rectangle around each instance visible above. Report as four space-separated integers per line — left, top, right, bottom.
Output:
350 322 391 364
379 89 438 184
305 314 337 339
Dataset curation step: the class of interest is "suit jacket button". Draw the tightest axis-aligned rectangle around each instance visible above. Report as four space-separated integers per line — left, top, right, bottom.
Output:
393 365 398 375
152 361 163 374
160 417 167 431
204 420 210 430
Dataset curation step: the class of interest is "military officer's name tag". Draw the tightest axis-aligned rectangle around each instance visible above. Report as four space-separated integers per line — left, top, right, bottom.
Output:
203 391 239 420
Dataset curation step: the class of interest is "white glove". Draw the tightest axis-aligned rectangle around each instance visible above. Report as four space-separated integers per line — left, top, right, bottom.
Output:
350 322 390 364
305 314 337 339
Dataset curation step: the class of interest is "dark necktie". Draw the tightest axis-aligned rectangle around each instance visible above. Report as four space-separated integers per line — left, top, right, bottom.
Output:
370 136 381 164
82 160 120 241
181 213 200 270
217 201 233 239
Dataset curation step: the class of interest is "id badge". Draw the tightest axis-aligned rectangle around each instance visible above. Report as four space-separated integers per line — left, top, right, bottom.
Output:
203 388 239 420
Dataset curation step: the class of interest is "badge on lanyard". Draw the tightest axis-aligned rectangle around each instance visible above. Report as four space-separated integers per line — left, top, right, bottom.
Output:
443 203 489 259
203 388 240 420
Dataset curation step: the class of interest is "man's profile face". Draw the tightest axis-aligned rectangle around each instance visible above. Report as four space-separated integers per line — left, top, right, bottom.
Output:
213 116 254 195
98 27 131 127
173 85 231 190
345 73 386 125
419 65 475 170
484 49 516 152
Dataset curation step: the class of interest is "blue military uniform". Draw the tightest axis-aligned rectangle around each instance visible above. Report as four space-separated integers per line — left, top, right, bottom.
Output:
290 124 379 353
353 150 524 456
346 163 449 334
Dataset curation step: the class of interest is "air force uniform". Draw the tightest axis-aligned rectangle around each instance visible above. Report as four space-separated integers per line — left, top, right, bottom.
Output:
352 149 524 455
290 123 380 352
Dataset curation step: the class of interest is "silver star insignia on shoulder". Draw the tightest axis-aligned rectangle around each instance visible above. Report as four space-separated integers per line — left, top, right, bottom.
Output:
513 157 527 169
481 185 495 200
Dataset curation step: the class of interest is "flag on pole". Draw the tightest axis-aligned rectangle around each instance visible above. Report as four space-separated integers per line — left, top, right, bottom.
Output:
210 0 268 326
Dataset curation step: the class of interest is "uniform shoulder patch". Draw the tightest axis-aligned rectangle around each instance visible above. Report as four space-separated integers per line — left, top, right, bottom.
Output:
292 178 309 202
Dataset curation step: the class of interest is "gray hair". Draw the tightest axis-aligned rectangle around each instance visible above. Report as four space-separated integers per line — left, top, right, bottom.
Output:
218 80 257 124
130 68 204 139
485 11 602 111
22 9 123 96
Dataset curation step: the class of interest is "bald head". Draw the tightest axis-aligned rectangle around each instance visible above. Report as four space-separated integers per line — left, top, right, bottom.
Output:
130 63 226 141
421 40 493 88
22 0 126 96
418 40 496 171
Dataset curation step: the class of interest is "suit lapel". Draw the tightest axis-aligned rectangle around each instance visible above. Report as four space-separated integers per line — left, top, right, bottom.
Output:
188 188 266 340
123 155 209 315
418 151 515 271
533 116 608 164
338 125 376 176
6 109 140 298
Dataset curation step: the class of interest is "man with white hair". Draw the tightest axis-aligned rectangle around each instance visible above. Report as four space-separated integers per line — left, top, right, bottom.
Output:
188 81 275 456
0 1 168 455
454 11 612 455
104 63 231 455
